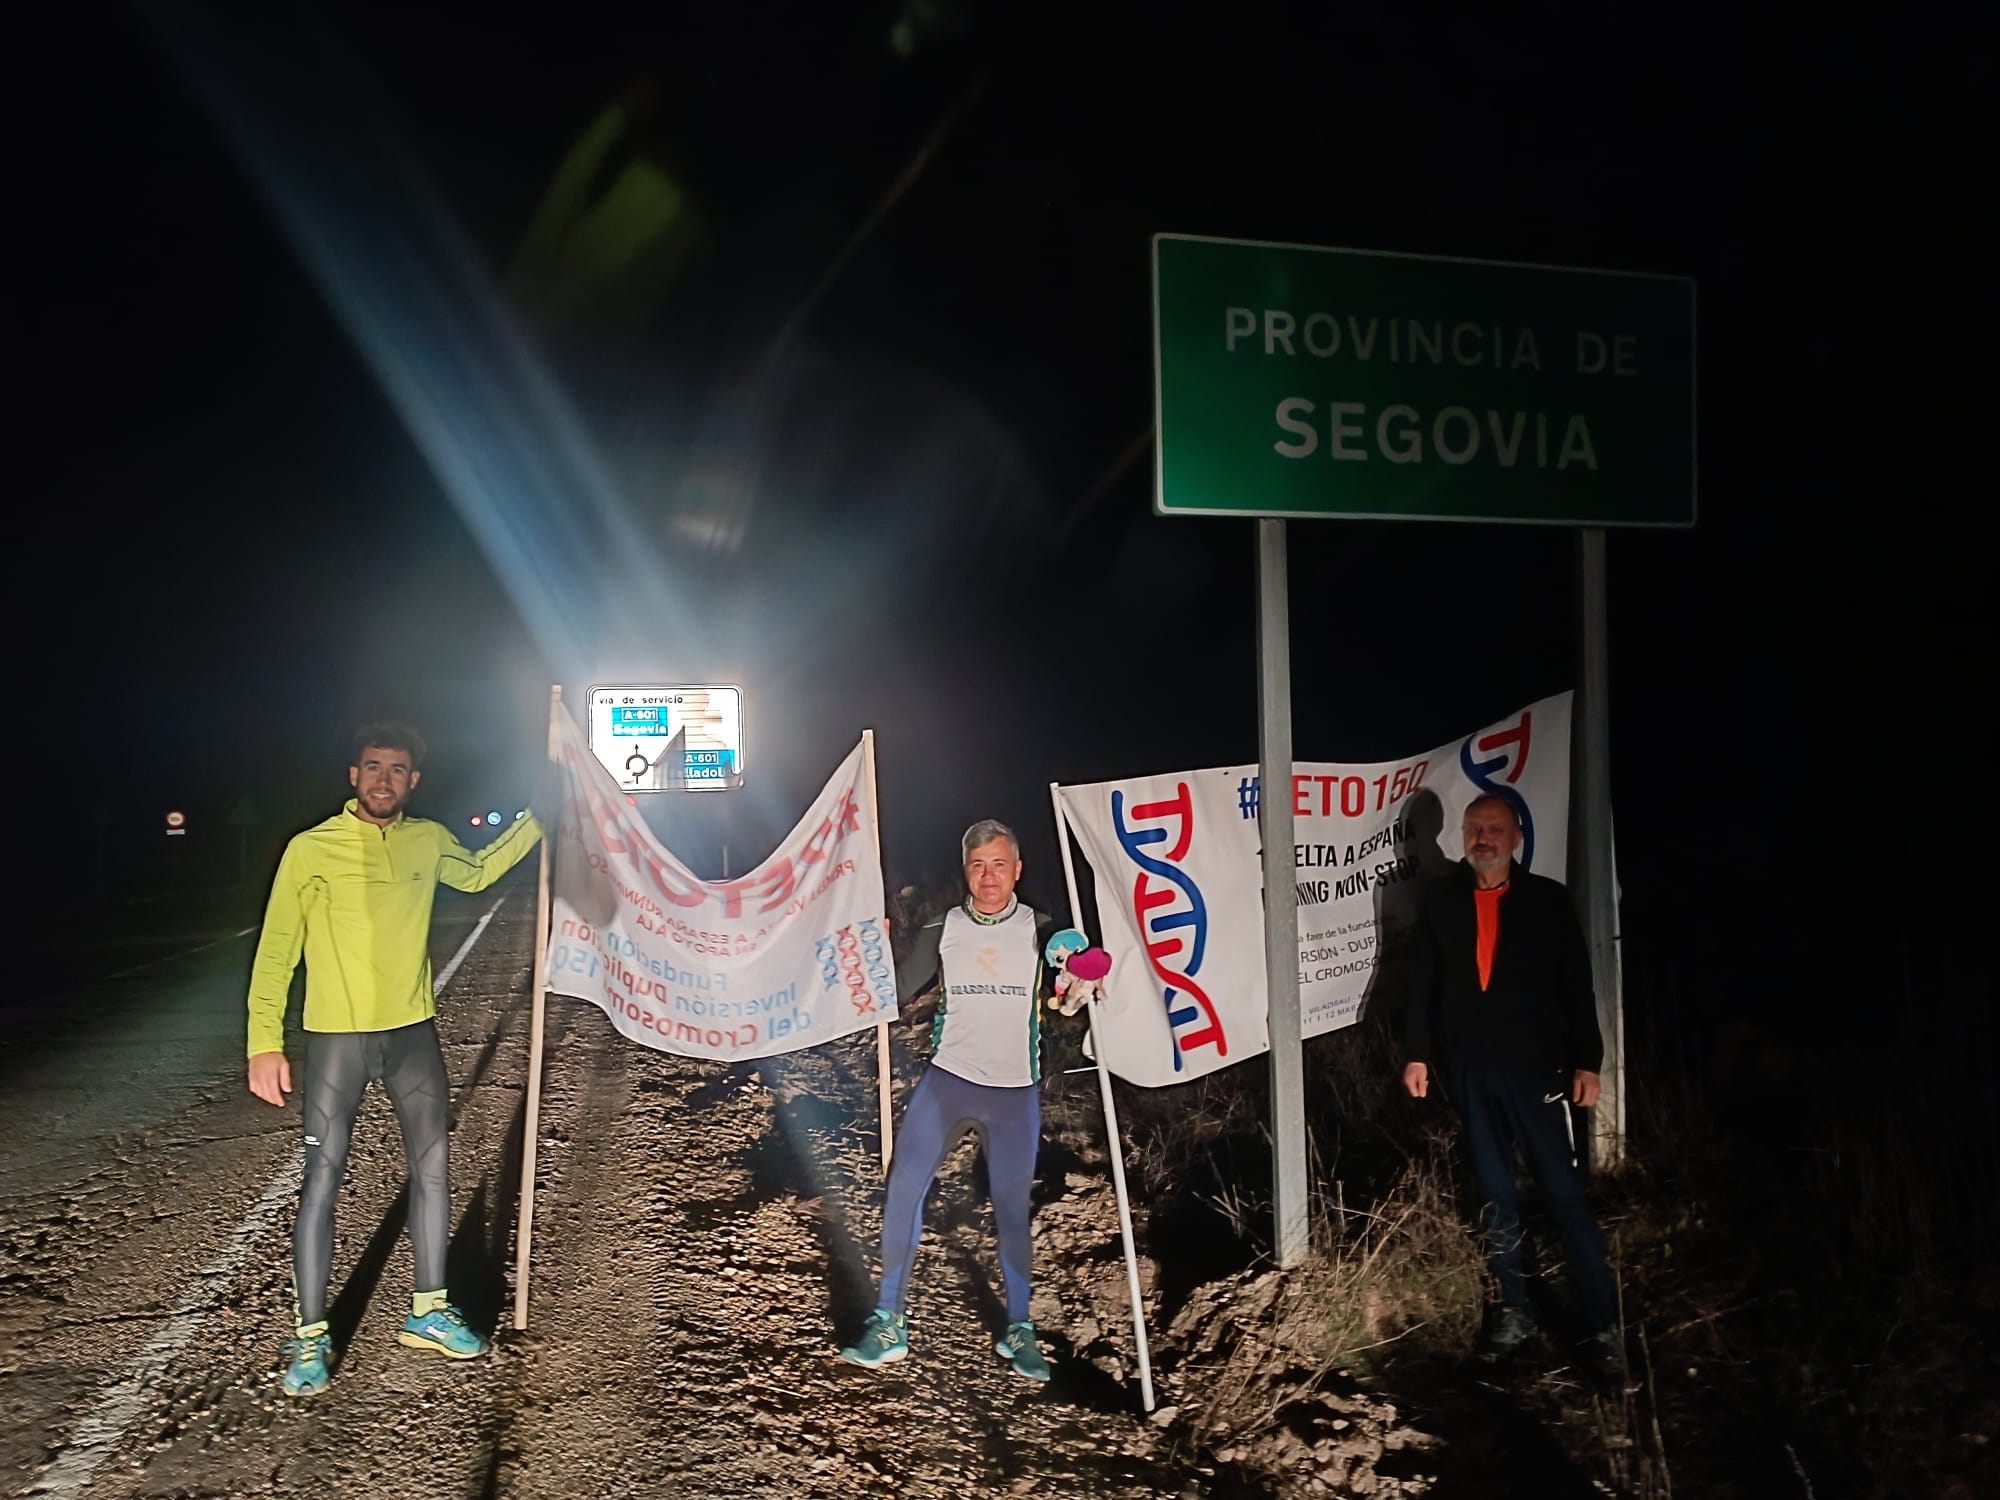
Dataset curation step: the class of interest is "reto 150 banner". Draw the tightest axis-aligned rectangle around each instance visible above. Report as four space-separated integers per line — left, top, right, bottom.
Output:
546 710 897 1061
1054 693 1572 1087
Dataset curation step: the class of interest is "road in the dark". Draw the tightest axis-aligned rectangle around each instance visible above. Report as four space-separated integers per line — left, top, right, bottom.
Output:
2 885 511 1497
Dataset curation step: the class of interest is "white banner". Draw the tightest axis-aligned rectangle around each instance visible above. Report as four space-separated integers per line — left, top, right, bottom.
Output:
546 709 898 1060
1055 693 1571 1087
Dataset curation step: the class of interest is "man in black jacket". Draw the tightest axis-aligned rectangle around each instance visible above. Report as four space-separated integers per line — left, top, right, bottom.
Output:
1402 794 1621 1378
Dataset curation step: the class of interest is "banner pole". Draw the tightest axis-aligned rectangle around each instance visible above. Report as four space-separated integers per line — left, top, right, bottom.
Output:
512 683 562 1332
863 730 894 1171
1049 781 1156 1412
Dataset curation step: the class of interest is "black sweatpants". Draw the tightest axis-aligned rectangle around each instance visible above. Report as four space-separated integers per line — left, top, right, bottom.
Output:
294 1020 451 1327
1451 1066 1617 1332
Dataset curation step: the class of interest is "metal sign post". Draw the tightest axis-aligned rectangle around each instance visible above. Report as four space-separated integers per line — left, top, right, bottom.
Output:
1574 530 1625 1167
1258 520 1309 1266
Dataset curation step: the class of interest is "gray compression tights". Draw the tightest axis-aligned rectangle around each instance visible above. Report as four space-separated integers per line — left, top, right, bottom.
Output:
294 1021 451 1327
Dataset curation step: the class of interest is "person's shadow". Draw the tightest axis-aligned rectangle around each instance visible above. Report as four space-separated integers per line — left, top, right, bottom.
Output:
1356 787 1453 1035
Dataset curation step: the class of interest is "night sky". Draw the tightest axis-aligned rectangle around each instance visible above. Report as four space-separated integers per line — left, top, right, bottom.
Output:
11 4 1987 1048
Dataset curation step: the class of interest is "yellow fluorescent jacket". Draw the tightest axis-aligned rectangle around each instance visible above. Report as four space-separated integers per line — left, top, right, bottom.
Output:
246 801 542 1056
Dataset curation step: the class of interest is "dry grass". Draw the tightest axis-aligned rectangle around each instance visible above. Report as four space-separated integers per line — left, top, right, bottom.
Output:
1130 1142 1480 1493
1156 1137 1483 1426
1293 1144 1484 1373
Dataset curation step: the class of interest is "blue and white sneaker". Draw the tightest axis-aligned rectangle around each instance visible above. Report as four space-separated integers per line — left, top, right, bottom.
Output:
397 1303 488 1359
839 1308 909 1368
995 1320 1050 1382
281 1328 333 1396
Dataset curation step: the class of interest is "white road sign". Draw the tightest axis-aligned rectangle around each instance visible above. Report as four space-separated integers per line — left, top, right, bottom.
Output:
585 684 745 794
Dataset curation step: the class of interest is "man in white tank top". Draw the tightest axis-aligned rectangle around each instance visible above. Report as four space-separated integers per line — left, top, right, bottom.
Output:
839 819 1061 1380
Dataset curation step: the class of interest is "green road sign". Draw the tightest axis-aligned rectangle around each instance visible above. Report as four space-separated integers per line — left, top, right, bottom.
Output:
1152 234 1695 526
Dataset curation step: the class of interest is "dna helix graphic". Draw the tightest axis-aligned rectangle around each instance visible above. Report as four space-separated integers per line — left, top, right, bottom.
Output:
820 922 896 1018
1112 782 1228 1074
1458 709 1537 869
856 919 896 1015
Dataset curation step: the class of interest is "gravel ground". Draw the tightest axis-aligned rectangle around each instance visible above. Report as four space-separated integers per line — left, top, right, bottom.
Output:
1 893 1221 1499
12 887 1599 1498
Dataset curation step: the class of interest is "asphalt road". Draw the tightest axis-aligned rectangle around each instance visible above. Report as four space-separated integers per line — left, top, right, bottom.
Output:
2 884 526 1498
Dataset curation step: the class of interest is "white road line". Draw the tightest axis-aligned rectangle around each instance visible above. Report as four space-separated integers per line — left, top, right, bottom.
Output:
102 925 262 982
433 899 504 994
27 893 512 1500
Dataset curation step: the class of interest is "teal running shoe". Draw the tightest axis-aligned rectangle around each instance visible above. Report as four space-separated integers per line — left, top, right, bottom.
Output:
994 1320 1050 1382
839 1308 909 1368
397 1303 488 1359
281 1329 333 1396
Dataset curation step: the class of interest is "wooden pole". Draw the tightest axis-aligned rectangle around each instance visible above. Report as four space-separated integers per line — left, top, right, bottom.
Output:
512 683 562 1331
863 730 894 1171
1049 782 1156 1411
875 1021 894 1171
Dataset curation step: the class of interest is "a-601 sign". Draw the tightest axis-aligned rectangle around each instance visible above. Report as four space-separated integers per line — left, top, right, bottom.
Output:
1152 234 1695 527
585 684 745 794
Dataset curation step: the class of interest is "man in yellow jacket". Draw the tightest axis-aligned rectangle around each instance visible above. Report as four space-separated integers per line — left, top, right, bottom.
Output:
246 722 543 1396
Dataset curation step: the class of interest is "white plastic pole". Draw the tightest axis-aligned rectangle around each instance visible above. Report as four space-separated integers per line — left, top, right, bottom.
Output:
864 731 894 1171
513 683 561 1331
1049 782 1157 1412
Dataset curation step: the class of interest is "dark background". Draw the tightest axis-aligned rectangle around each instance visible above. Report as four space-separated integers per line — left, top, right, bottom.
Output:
8 2 1987 1058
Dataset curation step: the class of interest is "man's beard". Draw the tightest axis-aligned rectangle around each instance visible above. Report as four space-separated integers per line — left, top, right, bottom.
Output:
359 789 407 820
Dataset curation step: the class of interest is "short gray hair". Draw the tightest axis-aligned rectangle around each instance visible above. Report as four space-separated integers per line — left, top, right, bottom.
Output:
961 819 1020 862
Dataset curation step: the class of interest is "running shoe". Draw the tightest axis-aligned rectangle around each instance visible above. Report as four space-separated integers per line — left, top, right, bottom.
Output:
839 1309 909 1368
397 1303 489 1359
1479 1303 1539 1361
281 1329 333 1396
994 1320 1050 1382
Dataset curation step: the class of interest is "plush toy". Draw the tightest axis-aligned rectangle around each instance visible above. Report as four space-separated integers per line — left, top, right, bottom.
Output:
1043 927 1113 1016
1054 946 1112 1015
1044 928 1088 968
